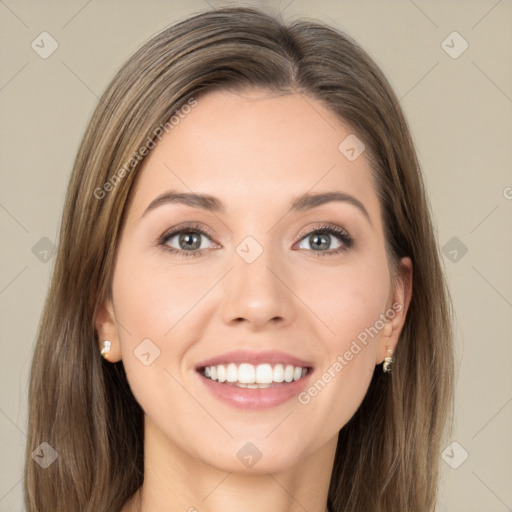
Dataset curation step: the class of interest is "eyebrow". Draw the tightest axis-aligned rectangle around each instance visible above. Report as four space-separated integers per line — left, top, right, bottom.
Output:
141 190 372 225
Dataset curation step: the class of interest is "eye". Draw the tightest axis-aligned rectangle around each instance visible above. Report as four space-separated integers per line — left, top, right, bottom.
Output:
295 224 354 256
158 222 354 258
158 223 217 258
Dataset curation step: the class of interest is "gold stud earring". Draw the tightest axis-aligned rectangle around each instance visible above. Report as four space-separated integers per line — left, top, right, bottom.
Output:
383 346 393 373
100 340 111 359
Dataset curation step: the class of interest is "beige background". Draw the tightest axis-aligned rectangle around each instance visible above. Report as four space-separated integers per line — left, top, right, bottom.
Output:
1 0 511 510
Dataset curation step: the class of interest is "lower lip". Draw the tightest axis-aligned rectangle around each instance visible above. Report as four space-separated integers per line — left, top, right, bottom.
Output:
197 370 313 410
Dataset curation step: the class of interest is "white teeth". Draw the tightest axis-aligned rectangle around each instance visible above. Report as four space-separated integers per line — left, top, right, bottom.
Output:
201 362 309 385
217 365 226 383
256 364 273 384
226 363 238 382
273 364 285 382
238 363 255 384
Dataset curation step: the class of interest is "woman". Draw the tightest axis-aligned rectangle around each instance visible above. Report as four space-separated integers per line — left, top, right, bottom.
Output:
24 6 454 512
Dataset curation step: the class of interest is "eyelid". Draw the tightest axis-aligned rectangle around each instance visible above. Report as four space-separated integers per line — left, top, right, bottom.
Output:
295 222 351 242
158 222 215 244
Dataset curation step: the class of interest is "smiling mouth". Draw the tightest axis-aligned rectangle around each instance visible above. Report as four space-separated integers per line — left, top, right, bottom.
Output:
197 362 311 389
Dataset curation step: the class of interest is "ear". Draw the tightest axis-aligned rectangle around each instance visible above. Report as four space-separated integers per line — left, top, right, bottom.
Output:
375 256 413 365
94 298 122 362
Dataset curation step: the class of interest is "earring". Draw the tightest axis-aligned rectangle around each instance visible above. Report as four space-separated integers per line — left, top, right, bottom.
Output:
100 340 111 359
383 346 393 373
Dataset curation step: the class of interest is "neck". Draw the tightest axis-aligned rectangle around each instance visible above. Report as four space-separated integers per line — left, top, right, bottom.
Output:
123 417 336 512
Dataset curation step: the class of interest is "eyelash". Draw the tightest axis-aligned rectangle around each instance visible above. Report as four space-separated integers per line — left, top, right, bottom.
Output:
158 222 354 258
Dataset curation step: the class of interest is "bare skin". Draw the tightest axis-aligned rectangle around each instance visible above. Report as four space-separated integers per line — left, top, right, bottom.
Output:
95 88 412 512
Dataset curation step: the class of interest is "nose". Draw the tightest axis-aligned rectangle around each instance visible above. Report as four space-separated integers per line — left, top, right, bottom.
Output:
221 244 296 330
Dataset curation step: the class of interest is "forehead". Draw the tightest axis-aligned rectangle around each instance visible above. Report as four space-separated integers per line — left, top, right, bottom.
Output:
125 88 380 225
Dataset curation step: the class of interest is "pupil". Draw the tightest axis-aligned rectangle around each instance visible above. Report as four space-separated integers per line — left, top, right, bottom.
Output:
180 232 200 250
311 233 329 250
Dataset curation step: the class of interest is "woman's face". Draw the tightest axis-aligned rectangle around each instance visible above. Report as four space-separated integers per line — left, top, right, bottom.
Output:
97 88 412 473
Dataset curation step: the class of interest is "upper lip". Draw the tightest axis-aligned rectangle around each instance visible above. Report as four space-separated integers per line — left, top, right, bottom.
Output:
194 350 314 370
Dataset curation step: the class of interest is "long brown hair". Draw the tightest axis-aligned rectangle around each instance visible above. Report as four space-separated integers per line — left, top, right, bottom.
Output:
24 6 454 511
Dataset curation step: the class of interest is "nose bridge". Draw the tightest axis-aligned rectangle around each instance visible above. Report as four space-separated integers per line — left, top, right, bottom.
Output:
221 234 294 328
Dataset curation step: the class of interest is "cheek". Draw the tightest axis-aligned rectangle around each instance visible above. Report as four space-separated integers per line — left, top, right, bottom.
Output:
295 253 390 418
111 244 221 407
303 258 391 349
110 251 205 420
112 246 213 345
296 297 385 436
